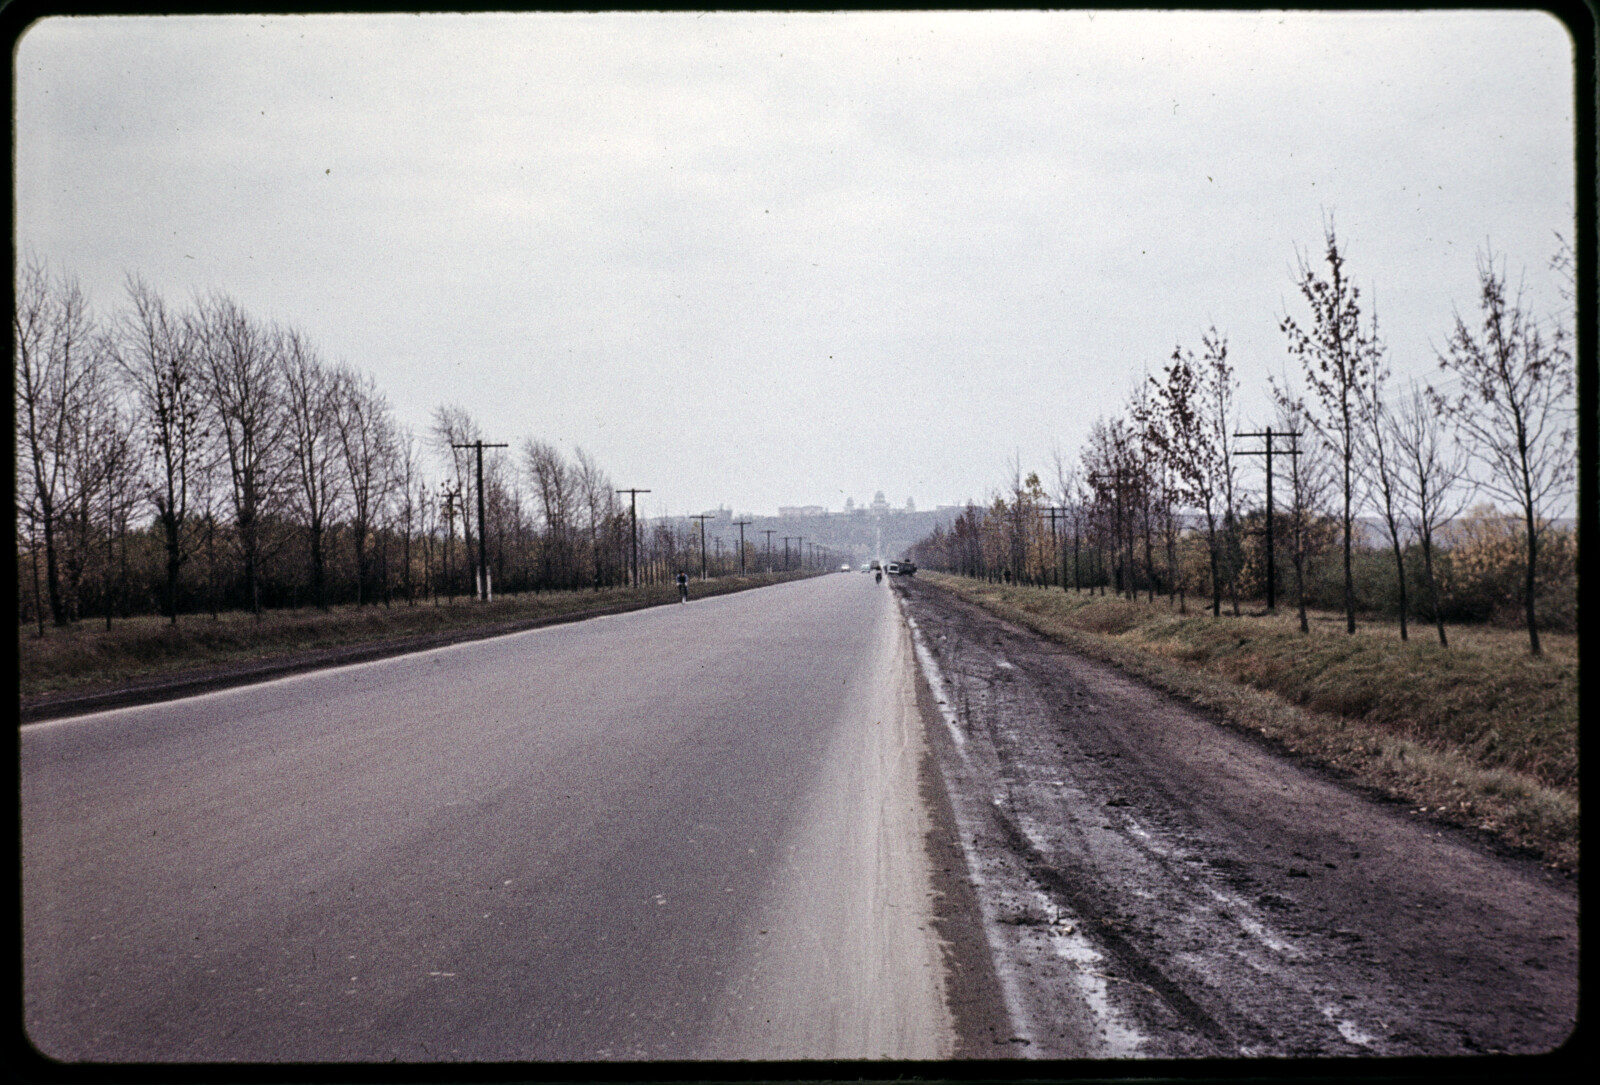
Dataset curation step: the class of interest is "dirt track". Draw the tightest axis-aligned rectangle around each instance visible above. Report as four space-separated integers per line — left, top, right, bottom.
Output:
899 577 1577 1058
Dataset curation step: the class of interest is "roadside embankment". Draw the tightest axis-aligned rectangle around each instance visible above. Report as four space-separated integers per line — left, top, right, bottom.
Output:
18 573 817 722
914 572 1578 871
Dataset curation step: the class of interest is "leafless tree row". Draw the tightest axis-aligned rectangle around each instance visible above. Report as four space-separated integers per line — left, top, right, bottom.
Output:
911 226 1575 654
13 258 651 631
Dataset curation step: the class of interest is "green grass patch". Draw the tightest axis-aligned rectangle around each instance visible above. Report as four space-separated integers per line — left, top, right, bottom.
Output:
19 573 812 699
921 572 1578 871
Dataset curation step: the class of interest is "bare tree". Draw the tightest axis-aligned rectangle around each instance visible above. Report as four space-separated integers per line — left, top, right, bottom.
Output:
58 324 135 624
1282 220 1380 634
393 425 423 604
479 449 516 596
1271 380 1336 634
94 395 141 629
1354 311 1410 639
335 367 396 606
1081 421 1117 594
194 293 287 617
1435 248 1575 654
281 330 344 609
109 275 209 624
573 446 616 589
1004 451 1030 585
430 404 481 589
1391 380 1474 646
1049 443 1079 593
1127 378 1164 602
14 255 96 626
524 439 577 589
1201 329 1246 616
1155 342 1227 616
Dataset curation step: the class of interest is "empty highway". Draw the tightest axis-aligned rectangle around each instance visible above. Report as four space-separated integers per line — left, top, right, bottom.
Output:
22 574 957 1062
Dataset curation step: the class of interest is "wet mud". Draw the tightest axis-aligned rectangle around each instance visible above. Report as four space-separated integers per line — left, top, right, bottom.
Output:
899 577 1577 1059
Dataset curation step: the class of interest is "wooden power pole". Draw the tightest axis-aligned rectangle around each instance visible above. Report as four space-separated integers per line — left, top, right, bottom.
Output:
733 520 751 575
617 488 652 587
451 439 508 601
691 514 712 581
1234 426 1301 611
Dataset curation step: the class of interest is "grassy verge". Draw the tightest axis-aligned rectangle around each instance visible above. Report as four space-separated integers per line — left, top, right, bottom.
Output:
919 572 1578 872
18 573 814 700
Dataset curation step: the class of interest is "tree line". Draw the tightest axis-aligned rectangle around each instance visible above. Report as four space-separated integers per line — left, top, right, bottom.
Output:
908 224 1576 654
13 257 767 632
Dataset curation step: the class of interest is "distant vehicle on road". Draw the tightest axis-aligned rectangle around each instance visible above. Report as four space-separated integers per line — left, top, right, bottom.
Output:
840 563 851 572
869 560 882 571
886 562 901 575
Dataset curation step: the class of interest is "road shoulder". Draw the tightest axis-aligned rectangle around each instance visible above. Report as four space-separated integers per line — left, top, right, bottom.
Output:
914 646 1018 1061
895 576 1578 1058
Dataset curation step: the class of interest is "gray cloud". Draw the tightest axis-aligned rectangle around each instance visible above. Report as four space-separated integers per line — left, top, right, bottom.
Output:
15 10 1574 515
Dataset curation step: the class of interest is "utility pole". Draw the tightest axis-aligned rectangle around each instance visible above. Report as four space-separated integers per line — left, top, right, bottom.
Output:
734 520 751 575
1235 426 1301 611
617 488 652 588
797 536 805 571
1071 503 1082 592
1043 506 1069 589
782 537 792 571
762 529 775 573
451 439 509 601
691 514 712 581
440 484 462 604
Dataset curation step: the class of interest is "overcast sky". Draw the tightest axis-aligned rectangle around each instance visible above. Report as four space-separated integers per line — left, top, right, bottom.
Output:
13 10 1576 519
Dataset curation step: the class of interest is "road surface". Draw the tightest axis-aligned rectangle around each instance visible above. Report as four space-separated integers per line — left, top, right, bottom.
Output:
22 574 958 1062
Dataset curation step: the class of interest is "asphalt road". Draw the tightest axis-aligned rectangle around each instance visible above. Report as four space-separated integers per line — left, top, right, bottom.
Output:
22 574 954 1063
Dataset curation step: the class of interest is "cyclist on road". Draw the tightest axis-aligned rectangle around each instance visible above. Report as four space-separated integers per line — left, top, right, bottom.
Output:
676 571 689 603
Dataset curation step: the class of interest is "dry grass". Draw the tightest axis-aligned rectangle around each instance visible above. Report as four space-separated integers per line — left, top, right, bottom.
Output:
18 574 808 699
922 573 1578 871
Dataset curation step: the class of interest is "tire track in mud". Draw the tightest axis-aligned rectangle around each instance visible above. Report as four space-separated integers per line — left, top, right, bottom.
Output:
985 804 1236 1052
